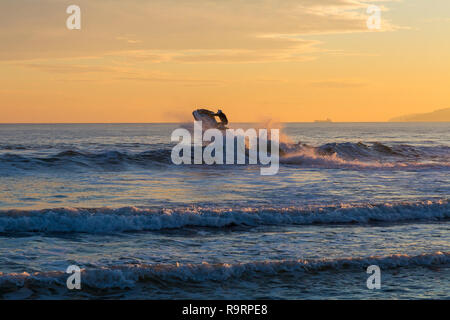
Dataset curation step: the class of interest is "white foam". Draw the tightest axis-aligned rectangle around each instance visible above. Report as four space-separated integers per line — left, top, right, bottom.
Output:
0 200 448 234
1 252 448 291
280 148 450 170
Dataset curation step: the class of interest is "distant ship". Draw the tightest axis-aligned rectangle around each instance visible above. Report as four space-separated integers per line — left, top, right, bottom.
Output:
314 118 332 123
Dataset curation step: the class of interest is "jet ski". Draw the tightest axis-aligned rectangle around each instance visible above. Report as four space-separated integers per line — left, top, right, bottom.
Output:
193 108 228 130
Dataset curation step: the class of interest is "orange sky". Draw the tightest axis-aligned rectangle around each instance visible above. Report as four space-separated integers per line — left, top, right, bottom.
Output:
1 0 449 123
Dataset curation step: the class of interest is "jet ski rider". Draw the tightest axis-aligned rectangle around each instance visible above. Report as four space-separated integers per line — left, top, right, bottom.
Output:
215 110 228 129
193 108 228 129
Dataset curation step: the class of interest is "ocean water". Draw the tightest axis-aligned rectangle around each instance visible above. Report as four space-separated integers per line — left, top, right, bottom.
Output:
0 122 448 299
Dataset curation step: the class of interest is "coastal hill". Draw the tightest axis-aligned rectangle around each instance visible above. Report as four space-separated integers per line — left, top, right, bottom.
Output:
389 108 450 122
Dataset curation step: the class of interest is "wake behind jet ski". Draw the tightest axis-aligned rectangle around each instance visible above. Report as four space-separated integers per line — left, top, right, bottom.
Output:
193 108 228 130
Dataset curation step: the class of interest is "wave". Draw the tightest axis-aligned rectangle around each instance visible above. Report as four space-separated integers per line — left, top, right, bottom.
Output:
279 142 450 170
0 142 448 172
0 149 173 171
0 199 448 234
0 142 159 151
1 251 448 295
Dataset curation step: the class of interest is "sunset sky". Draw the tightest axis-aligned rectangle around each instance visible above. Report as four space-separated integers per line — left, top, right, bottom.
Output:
1 0 449 123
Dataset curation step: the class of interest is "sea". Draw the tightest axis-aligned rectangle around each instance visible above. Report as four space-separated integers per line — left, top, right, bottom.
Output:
0 122 448 299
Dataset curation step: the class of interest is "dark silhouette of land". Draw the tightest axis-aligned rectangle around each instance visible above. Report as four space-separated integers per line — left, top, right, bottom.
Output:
389 108 450 122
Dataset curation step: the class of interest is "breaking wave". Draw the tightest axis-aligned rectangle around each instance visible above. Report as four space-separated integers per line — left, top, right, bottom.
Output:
0 149 173 172
0 142 448 172
0 199 448 234
1 251 448 296
279 142 450 170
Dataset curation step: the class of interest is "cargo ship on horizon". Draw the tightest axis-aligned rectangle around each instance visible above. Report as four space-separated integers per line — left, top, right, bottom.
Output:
314 118 332 123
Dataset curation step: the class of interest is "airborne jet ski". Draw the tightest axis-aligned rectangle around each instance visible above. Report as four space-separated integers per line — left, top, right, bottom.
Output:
191 107 286 162
192 108 228 130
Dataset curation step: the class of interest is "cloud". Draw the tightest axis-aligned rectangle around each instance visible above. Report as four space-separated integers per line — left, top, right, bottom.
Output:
117 76 226 86
107 38 320 64
308 79 368 88
17 63 115 74
0 0 400 62
116 35 143 44
15 61 226 86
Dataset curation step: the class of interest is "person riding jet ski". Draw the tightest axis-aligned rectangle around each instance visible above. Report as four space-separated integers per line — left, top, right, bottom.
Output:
192 108 228 130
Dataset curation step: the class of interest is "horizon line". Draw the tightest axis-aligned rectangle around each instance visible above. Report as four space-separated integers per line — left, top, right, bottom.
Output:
1 121 449 125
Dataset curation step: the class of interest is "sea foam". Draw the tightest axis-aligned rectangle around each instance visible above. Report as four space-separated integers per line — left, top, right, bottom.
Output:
0 199 448 234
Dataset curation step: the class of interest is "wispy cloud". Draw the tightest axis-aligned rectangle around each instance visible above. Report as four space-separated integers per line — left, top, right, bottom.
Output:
17 63 116 74
116 35 143 44
0 0 401 62
308 79 368 88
